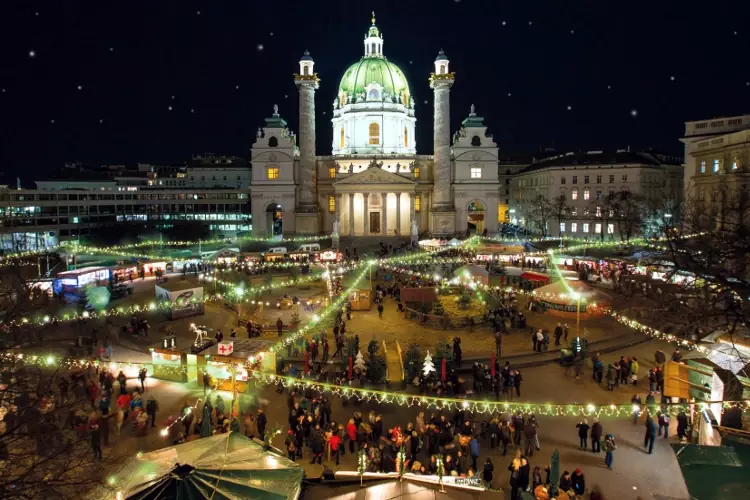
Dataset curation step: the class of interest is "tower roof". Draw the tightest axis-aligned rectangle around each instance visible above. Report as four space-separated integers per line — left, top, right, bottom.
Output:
299 50 313 62
435 49 448 61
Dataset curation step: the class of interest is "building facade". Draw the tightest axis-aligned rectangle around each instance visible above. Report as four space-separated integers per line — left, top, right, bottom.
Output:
511 150 683 238
250 15 501 238
681 115 750 227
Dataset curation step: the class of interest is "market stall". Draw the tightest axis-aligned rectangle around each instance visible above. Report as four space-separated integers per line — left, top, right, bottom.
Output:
197 339 276 392
53 266 111 293
202 247 240 264
150 348 187 383
111 264 138 282
155 280 205 320
141 260 167 277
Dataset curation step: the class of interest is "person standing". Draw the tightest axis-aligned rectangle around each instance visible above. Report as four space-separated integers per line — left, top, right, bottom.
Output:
631 393 643 424
495 331 502 357
276 317 284 337
603 434 616 469
563 323 569 341
513 370 522 397
146 397 159 427
202 371 210 396
469 435 480 472
90 424 102 461
257 408 267 440
677 409 688 440
377 302 384 319
482 458 494 487
554 323 563 346
631 357 640 385
591 418 603 453
500 420 511 456
576 419 590 450
138 368 147 392
644 415 657 454
524 419 537 457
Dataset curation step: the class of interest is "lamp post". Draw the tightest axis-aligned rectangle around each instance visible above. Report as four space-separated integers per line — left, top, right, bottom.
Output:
235 286 245 326
664 213 672 237
571 291 582 336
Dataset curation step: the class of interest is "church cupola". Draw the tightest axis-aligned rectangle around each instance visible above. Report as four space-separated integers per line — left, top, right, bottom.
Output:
434 49 450 75
364 11 384 57
299 50 314 76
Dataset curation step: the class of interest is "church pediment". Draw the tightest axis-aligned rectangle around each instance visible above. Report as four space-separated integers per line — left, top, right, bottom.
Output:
334 166 416 185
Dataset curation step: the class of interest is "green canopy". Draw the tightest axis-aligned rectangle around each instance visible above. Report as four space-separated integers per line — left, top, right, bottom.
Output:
118 432 303 500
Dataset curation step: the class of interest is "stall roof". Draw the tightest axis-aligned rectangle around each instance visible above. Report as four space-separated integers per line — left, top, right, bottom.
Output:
532 278 611 303
520 271 551 283
197 338 276 358
57 266 109 277
154 279 202 292
683 343 750 377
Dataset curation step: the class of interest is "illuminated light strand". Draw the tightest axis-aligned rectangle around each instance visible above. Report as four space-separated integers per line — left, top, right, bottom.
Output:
243 370 750 418
61 233 331 252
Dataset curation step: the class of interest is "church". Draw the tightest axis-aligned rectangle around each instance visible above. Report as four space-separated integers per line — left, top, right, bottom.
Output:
250 14 501 238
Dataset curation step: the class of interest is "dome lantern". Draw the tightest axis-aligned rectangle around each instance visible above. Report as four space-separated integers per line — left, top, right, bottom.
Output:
364 11 384 57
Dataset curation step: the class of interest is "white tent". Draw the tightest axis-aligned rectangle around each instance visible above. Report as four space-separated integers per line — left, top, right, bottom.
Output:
454 264 490 285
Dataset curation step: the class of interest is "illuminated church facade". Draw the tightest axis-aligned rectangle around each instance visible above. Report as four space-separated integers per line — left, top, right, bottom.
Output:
250 14 501 238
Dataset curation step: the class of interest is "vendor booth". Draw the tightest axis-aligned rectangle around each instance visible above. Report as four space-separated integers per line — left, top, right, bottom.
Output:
454 264 490 286
111 264 138 282
531 278 610 318
116 432 303 500
54 266 111 293
141 260 167 277
150 348 187 383
342 274 371 311
198 339 276 392
155 280 205 320
202 247 240 264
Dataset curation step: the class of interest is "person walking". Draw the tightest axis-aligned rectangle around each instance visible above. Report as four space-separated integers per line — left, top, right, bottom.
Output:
257 408 267 440
90 424 102 461
631 393 643 424
377 302 384 319
276 317 284 337
576 419 590 450
469 435 480 472
500 420 511 456
657 409 670 438
494 331 502 357
676 409 688 440
524 419 537 457
554 323 563 346
603 434 616 469
591 418 603 453
631 357 640 385
138 368 147 392
563 323 569 341
644 415 657 454
146 397 159 427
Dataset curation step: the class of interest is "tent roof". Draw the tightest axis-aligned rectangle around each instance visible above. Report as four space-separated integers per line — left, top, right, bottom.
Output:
455 264 489 277
532 278 610 304
118 432 303 500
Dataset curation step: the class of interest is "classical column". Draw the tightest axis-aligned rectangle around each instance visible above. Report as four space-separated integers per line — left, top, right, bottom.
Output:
409 192 416 227
364 193 370 235
294 51 319 209
396 192 402 235
430 50 455 210
382 193 388 236
348 193 354 236
335 192 343 229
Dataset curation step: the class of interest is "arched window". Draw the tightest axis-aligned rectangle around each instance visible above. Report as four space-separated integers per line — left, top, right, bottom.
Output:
404 127 408 147
369 122 380 145
368 88 380 101
303 66 309 75
339 128 345 149
268 136 278 147
440 66 446 75
471 136 481 146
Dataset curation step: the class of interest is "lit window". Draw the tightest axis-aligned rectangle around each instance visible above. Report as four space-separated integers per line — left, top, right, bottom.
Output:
470 167 482 179
559 222 566 233
571 188 578 200
369 122 380 145
328 195 336 213
700 160 706 174
404 127 408 147
266 167 279 179
607 223 614 234
572 176 578 184
596 206 602 217
582 223 589 233
414 195 421 212
595 223 602 233
571 222 578 233
713 159 720 173
339 128 345 149
561 176 566 185
732 157 738 170
584 175 589 184
583 188 590 200
609 175 614 183
328 167 336 179
414 167 420 179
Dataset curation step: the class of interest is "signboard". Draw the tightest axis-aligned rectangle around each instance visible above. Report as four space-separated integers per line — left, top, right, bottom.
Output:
540 300 587 313
217 341 234 356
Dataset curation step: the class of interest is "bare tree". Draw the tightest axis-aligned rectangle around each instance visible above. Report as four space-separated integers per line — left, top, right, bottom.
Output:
528 195 555 237
551 194 569 236
612 191 646 242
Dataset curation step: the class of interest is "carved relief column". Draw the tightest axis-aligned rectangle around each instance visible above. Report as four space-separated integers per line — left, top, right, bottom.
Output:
396 192 402 235
348 193 354 236
364 193 370 235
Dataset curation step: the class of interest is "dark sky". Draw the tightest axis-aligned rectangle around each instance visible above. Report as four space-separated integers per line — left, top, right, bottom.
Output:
1 0 747 183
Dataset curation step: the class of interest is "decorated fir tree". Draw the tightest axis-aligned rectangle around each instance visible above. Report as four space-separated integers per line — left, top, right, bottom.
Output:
422 350 436 377
354 350 367 373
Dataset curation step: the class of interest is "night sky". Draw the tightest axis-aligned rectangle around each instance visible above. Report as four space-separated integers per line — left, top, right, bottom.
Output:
1 1 748 184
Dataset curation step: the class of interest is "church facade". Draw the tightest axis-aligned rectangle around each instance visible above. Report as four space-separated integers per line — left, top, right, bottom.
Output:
250 15 501 238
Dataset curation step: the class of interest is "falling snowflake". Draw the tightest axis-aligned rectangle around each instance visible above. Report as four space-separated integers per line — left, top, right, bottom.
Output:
670 76 675 81
270 32 274 36
77 85 83 90
257 44 264 51
109 47 115 52
236 85 240 90
502 21 506 26
196 10 201 15
168 106 173 111
507 92 512 97
284 94 288 99
567 105 572 111
630 109 638 117
528 21 533 26
570 30 575 35
423 100 428 104
99 119 104 124
29 50 36 58
190 108 195 113
50 119 55 124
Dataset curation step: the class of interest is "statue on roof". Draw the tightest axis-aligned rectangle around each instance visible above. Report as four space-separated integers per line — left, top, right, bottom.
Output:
256 127 263 139
469 104 476 116
273 104 279 116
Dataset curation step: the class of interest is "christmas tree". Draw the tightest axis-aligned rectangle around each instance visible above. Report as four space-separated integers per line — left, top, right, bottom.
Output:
354 350 367 373
432 299 445 315
422 350 436 377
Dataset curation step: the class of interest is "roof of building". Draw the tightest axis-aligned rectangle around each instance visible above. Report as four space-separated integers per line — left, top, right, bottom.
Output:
339 57 410 101
517 150 683 174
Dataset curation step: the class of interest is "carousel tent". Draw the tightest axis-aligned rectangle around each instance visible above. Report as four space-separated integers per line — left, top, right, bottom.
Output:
117 432 303 500
454 264 490 285
532 278 610 311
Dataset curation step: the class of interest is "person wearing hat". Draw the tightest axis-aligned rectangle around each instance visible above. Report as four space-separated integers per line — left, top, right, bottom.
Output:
603 434 617 469
571 468 586 496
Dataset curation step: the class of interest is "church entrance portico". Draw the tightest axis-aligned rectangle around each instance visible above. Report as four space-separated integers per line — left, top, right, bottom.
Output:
333 165 417 237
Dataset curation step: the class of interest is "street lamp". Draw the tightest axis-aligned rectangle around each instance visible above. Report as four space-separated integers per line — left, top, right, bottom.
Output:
571 291 582 336
664 213 673 236
235 286 245 326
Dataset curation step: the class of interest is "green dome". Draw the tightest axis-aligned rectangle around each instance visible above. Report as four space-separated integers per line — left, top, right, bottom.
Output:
338 57 411 103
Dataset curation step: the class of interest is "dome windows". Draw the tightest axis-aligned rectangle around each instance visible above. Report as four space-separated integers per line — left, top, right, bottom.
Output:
369 122 380 145
365 83 382 102
339 128 345 149
404 127 408 148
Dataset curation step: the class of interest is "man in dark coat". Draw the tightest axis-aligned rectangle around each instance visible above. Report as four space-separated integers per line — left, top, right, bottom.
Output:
257 408 267 439
590 418 603 453
644 415 657 454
